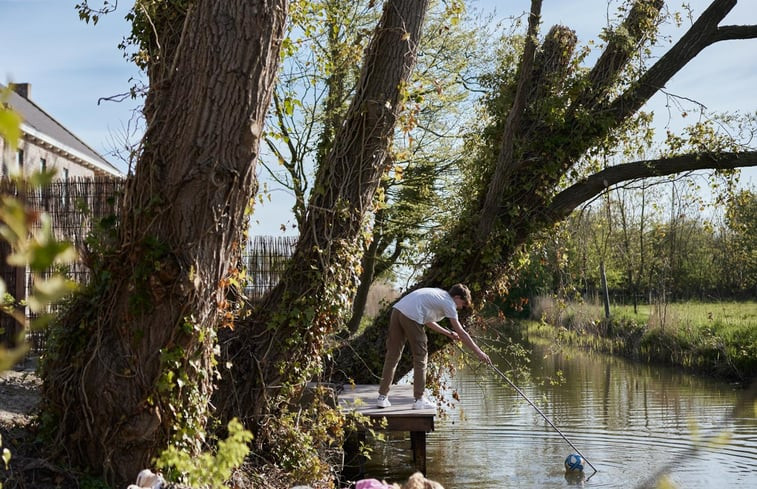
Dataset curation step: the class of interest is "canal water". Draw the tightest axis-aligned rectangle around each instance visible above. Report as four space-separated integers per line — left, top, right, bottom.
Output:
361 329 757 488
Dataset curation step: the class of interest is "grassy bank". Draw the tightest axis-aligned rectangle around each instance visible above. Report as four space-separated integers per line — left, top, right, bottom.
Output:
527 297 757 383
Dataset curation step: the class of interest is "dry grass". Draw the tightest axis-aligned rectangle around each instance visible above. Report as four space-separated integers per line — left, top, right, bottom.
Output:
363 281 399 319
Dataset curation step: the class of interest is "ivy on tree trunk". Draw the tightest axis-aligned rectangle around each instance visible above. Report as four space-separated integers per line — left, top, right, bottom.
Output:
214 0 431 474
41 1 288 485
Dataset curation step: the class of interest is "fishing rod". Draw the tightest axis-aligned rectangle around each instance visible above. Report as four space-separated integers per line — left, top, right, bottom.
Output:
487 361 598 475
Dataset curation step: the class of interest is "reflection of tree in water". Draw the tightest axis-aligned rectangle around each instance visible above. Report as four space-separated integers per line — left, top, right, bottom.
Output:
390 338 756 489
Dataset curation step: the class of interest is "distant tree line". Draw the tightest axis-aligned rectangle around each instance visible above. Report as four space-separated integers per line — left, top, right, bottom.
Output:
514 185 757 307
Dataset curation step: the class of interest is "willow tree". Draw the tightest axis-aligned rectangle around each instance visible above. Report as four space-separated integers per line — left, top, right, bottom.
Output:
347 2 480 332
41 0 288 485
213 0 431 478
337 0 757 382
259 0 479 333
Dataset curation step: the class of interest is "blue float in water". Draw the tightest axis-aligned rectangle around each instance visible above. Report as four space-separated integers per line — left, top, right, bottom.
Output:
564 453 584 472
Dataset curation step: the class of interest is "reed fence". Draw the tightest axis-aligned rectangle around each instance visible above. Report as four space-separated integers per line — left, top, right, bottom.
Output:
0 177 296 355
242 234 297 299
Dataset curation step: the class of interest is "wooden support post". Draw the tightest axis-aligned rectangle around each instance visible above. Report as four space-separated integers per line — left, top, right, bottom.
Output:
410 430 427 475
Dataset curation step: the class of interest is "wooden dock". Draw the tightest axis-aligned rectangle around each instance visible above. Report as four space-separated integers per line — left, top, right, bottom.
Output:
338 384 435 474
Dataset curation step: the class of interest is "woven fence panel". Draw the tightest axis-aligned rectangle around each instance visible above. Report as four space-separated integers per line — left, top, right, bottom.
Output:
1 176 296 355
0 177 123 354
241 235 297 300
32 177 123 286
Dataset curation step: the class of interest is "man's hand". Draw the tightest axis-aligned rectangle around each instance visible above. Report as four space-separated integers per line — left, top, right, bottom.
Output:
449 331 460 341
478 350 492 365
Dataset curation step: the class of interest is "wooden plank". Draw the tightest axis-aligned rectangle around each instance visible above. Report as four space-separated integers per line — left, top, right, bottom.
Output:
338 384 436 425
383 416 434 432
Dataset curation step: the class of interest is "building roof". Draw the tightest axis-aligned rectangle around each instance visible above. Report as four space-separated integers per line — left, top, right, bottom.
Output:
3 84 124 177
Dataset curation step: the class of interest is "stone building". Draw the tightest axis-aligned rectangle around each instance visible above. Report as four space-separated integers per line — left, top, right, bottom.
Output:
1 82 123 179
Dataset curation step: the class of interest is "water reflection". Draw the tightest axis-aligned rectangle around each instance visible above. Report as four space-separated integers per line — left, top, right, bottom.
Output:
361 328 756 488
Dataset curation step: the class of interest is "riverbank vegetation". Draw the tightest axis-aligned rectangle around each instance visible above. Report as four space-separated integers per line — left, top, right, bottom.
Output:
528 297 757 383
505 164 756 383
512 185 756 306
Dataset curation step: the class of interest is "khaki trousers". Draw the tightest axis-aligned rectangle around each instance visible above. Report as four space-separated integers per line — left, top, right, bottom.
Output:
378 308 428 400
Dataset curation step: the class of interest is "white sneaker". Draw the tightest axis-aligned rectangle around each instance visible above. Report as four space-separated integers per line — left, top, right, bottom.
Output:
376 394 391 408
412 397 435 410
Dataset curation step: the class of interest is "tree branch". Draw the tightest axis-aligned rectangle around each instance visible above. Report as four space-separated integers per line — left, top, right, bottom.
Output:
548 151 757 220
570 0 664 111
375 240 404 277
477 0 542 238
712 24 757 42
606 0 740 122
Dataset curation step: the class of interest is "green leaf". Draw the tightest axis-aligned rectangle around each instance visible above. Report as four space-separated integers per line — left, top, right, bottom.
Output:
0 196 30 244
2 446 11 469
0 345 28 373
27 169 58 187
27 276 78 313
0 107 21 152
0 86 22 151
283 97 295 116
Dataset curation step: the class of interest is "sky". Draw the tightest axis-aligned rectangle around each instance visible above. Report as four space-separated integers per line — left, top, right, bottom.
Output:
1 0 756 236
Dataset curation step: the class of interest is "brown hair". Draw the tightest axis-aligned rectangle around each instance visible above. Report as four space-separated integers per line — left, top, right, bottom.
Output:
448 283 472 307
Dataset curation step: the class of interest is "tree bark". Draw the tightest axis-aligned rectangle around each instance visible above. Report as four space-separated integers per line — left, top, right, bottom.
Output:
215 0 430 453
348 233 380 334
41 1 288 485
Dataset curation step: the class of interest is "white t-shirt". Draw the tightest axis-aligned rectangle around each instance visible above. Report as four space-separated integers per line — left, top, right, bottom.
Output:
393 288 458 325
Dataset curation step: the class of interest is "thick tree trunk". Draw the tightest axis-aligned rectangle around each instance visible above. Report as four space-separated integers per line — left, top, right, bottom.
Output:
41 1 288 485
215 0 430 458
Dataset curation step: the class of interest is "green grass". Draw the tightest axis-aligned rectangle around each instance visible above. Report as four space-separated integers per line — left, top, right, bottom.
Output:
528 298 757 383
612 301 757 331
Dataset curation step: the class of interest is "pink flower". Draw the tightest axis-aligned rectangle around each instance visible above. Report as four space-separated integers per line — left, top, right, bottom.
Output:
355 478 393 489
